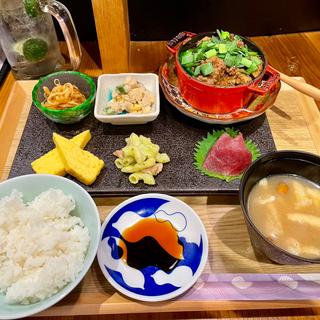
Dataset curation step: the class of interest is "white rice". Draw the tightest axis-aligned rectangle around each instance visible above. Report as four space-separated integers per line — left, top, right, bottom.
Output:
0 189 90 304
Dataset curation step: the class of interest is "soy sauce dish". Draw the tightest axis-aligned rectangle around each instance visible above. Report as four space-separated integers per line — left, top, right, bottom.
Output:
97 194 208 301
240 151 320 265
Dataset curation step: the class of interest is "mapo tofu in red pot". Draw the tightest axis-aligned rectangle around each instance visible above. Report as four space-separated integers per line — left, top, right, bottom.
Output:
167 30 280 114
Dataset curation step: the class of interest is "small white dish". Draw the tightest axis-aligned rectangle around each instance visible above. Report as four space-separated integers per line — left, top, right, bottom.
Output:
94 73 160 125
97 193 208 302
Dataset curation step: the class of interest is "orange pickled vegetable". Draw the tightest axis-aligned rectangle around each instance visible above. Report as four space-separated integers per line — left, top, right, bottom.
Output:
277 182 289 194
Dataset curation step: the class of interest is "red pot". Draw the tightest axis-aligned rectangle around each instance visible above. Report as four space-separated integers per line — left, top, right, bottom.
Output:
167 31 280 114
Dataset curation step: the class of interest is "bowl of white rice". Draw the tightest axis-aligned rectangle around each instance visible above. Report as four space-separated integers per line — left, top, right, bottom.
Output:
0 174 101 319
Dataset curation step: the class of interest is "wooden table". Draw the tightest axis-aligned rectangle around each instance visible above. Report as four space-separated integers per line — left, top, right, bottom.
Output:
1 32 320 320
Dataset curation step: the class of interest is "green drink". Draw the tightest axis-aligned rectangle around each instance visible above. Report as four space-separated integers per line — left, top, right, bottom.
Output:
0 0 81 80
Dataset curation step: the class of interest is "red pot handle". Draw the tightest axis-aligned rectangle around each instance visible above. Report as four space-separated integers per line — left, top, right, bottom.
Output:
248 65 280 95
167 31 197 54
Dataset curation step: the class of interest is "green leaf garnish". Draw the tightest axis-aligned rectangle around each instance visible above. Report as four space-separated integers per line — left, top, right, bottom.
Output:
194 128 261 182
116 85 127 94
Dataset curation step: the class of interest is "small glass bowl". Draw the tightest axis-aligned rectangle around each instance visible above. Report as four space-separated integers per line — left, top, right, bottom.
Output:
32 71 96 124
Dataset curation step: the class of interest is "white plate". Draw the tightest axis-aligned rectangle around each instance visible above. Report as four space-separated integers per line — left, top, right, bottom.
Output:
94 73 160 125
97 193 208 302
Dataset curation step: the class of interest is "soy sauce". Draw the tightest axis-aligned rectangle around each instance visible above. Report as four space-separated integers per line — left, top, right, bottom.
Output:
118 218 183 272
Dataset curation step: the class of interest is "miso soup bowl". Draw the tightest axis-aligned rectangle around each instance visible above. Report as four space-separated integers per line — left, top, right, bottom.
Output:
239 150 320 265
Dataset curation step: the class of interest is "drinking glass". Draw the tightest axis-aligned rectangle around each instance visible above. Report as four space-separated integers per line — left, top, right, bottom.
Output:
0 0 82 79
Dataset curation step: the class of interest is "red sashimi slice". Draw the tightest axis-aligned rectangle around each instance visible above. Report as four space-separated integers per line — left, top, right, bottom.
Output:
203 133 252 176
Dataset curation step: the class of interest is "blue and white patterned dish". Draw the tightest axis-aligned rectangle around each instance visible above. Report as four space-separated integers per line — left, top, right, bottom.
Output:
97 193 208 302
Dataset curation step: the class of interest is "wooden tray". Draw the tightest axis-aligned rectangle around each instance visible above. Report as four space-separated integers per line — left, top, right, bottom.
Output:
1 79 320 316
8 82 275 196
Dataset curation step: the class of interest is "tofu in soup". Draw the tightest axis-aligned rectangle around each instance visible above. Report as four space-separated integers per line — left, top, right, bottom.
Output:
248 174 320 259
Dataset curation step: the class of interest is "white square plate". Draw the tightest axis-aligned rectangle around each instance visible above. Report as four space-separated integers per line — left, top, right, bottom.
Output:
94 73 160 125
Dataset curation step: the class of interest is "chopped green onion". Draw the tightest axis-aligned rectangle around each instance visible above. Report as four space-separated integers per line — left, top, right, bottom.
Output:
179 30 262 79
226 40 237 53
181 53 194 65
184 62 199 68
216 29 222 40
246 62 258 74
194 65 201 76
211 36 219 43
250 56 262 65
217 43 227 54
200 62 214 76
200 40 210 49
240 57 252 68
194 51 204 61
221 31 230 40
185 66 194 76
204 48 217 59
235 54 243 66
224 53 236 67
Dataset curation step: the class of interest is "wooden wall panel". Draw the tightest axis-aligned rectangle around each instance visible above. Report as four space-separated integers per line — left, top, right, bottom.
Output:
91 0 130 73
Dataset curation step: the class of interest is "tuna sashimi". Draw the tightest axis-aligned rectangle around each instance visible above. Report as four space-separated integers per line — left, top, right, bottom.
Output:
203 133 252 176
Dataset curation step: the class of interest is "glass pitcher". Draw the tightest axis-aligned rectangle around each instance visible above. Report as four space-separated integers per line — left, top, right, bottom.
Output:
0 0 81 79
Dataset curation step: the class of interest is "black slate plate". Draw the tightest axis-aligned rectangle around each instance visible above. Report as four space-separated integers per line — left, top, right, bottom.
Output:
9 93 276 196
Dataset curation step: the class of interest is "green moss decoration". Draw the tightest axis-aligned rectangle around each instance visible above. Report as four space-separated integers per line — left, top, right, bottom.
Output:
194 128 261 182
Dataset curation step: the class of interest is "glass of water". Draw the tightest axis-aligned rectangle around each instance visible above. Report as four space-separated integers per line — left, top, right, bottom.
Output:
0 0 82 79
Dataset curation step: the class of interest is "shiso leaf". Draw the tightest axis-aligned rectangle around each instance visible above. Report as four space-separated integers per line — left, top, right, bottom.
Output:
194 128 261 182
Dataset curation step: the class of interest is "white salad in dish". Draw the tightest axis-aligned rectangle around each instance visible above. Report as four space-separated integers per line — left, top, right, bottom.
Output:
104 77 155 115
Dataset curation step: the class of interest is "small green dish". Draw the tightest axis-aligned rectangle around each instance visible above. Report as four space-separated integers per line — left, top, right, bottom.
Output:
32 71 96 124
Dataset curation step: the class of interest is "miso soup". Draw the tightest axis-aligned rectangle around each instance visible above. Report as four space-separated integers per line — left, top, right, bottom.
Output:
248 174 320 259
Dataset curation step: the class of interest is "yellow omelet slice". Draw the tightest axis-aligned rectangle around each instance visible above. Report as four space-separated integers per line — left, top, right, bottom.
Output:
53 133 104 185
31 130 91 176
